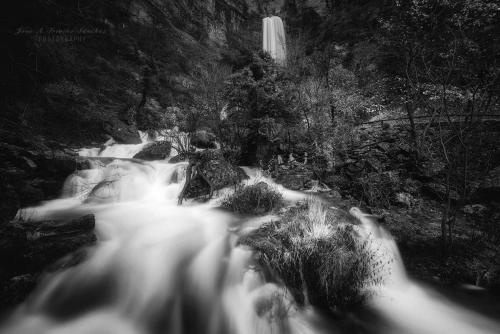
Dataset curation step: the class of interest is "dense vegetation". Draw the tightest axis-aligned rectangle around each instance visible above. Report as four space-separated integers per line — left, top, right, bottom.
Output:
2 0 500 300
195 0 499 287
1 0 245 144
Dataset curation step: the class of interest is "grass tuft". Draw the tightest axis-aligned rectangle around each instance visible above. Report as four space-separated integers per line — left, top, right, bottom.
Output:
221 182 283 215
239 198 389 311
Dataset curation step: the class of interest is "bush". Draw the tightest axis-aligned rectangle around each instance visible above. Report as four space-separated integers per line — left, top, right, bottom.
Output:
354 171 402 208
221 182 283 214
239 199 388 311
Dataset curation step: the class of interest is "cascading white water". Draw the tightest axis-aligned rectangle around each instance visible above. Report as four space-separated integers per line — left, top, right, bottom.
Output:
263 16 286 64
352 209 500 334
78 131 151 159
2 140 500 334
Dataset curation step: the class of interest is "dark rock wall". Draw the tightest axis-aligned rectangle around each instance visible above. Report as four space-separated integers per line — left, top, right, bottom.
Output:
1 0 251 146
0 134 79 224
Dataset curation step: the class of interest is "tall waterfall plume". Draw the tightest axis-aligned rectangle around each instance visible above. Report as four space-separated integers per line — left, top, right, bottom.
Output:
262 16 286 64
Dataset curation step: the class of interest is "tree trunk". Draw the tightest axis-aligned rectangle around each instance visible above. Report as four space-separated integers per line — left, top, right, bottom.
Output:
178 163 194 205
329 105 336 127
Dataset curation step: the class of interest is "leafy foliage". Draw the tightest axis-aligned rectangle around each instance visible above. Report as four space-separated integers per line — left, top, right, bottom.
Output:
379 0 500 247
222 52 300 163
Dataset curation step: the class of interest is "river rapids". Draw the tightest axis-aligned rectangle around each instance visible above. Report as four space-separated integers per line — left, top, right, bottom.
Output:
1 137 499 334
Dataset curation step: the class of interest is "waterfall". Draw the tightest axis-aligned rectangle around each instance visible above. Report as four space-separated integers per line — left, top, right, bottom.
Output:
2 140 500 334
262 16 286 64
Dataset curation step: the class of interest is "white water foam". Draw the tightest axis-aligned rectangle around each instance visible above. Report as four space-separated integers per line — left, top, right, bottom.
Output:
3 141 500 334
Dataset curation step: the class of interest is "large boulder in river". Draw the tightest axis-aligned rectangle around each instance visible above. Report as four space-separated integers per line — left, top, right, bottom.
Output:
185 150 248 199
133 141 172 161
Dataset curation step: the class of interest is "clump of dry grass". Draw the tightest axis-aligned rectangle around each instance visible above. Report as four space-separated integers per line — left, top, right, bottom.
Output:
239 199 389 311
221 182 283 215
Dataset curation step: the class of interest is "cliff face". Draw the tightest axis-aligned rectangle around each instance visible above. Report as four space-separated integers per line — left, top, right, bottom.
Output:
1 0 392 147
1 0 252 146
129 0 248 45
247 0 390 43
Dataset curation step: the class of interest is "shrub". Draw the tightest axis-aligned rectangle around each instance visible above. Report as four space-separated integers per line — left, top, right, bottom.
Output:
354 171 402 208
221 182 283 215
239 199 388 311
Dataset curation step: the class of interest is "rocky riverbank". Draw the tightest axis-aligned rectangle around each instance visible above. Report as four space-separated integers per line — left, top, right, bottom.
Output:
0 132 100 312
1 125 498 314
263 122 500 290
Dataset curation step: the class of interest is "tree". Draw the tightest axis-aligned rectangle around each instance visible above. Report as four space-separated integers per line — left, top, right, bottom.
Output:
191 62 232 139
223 52 299 164
381 0 500 252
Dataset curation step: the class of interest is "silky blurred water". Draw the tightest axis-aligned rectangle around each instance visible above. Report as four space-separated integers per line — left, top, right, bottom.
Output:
2 141 499 334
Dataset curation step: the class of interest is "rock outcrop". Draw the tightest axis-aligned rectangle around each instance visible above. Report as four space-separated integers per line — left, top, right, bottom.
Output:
133 141 172 160
0 139 79 224
179 150 248 202
0 214 97 310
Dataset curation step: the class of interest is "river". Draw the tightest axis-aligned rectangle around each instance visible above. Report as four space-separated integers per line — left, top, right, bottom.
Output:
1 138 499 334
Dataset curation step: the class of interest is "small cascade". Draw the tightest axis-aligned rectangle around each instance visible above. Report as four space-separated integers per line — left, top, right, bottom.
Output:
78 131 151 158
263 16 286 64
352 209 500 334
2 161 327 334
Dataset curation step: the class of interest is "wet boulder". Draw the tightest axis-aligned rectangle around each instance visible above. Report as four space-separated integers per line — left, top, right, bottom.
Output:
133 141 171 161
182 150 248 200
193 150 247 187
